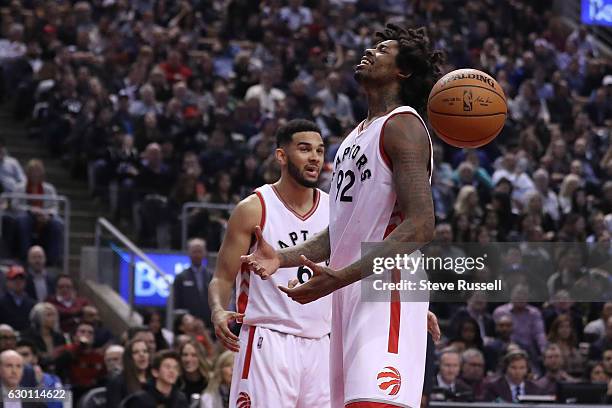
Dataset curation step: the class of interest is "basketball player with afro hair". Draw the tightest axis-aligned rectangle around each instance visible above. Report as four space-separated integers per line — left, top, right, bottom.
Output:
243 24 444 407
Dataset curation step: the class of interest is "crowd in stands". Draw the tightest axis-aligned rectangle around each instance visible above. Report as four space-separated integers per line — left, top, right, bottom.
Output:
0 0 610 406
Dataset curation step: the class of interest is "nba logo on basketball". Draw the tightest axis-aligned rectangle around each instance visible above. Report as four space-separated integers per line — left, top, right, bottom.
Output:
462 90 473 111
237 392 251 408
377 366 401 398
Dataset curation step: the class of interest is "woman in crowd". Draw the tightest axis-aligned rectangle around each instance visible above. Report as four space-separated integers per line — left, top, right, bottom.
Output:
21 302 66 366
142 308 172 351
200 351 235 408
107 338 151 408
179 338 212 403
548 314 585 378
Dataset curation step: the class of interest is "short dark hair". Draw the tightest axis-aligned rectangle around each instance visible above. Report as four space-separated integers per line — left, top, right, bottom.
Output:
276 119 321 147
16 339 38 356
126 325 152 340
503 350 529 372
374 24 444 113
151 349 180 371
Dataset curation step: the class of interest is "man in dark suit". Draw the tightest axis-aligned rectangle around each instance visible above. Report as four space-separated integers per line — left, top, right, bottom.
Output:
449 292 495 339
0 266 36 331
24 246 56 302
173 238 212 329
430 348 473 402
483 350 543 402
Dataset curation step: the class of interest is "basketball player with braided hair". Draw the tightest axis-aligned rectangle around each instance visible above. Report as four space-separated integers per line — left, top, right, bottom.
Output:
243 24 443 407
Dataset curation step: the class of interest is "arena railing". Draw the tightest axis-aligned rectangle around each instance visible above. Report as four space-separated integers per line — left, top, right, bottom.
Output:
180 202 236 250
95 217 174 332
0 192 70 275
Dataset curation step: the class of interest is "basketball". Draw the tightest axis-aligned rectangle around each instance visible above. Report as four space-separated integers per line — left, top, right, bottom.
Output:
427 68 507 148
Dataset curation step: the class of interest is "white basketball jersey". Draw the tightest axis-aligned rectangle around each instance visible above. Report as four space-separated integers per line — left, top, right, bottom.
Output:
329 105 433 270
236 184 331 339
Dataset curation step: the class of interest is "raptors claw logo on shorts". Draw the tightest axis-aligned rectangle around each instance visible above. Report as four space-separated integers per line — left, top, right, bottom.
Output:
377 366 402 397
237 391 251 408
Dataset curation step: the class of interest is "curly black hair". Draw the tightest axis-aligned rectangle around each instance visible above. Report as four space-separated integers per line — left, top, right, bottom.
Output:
375 24 444 114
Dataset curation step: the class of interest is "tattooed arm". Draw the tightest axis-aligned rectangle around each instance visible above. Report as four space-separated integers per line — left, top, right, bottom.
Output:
279 113 435 301
240 226 330 279
278 227 331 267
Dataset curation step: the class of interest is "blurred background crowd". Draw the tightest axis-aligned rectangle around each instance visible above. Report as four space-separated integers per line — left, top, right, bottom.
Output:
0 0 610 406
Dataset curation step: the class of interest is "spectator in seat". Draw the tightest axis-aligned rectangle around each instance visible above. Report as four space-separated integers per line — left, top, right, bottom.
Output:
173 238 213 330
484 314 517 373
244 70 286 115
447 317 484 353
431 348 473 401
0 349 44 408
535 343 578 396
179 338 211 403
20 302 66 366
126 326 157 354
82 305 113 348
492 151 536 204
585 302 612 342
460 349 486 401
135 143 175 247
104 345 124 377
54 322 105 402
0 265 36 331
124 349 188 408
590 317 612 361
0 325 16 352
106 339 150 408
493 285 547 363
47 274 89 334
589 361 609 383
483 350 543 402
199 350 235 408
449 292 495 341
24 246 55 302
141 309 172 351
15 339 63 408
13 159 64 265
0 136 25 193
159 51 192 84
547 314 585 377
316 71 355 129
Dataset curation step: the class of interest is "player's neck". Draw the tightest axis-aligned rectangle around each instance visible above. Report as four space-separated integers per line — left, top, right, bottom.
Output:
273 178 314 210
365 87 402 122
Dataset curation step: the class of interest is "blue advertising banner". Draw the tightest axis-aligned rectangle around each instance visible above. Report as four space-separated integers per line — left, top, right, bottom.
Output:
582 0 612 27
117 249 198 307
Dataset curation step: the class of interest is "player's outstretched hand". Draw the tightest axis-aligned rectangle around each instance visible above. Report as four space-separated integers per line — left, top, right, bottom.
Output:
279 255 343 304
212 309 244 352
240 225 281 280
427 311 441 343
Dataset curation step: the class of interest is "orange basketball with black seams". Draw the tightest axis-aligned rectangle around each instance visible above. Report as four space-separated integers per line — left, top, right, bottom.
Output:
427 68 507 148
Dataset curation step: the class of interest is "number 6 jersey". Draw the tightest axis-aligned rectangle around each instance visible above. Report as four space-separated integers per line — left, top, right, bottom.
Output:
236 183 331 339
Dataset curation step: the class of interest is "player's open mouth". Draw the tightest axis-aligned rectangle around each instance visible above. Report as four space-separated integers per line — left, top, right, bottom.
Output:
305 167 319 177
358 57 373 67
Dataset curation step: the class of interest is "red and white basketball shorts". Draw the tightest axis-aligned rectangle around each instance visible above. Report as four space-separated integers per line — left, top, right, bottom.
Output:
330 283 428 408
230 325 331 408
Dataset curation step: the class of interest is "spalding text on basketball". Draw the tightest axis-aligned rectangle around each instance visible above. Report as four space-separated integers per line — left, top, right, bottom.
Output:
441 72 496 89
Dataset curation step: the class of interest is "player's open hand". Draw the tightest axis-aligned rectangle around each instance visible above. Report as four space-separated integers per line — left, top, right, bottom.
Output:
240 225 281 279
279 255 342 304
427 311 441 343
212 309 244 352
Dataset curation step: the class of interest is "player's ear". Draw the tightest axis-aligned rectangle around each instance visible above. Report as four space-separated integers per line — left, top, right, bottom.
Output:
275 147 287 165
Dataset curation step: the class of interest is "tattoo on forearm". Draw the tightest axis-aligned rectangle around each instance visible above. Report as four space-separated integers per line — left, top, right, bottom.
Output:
278 228 330 268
